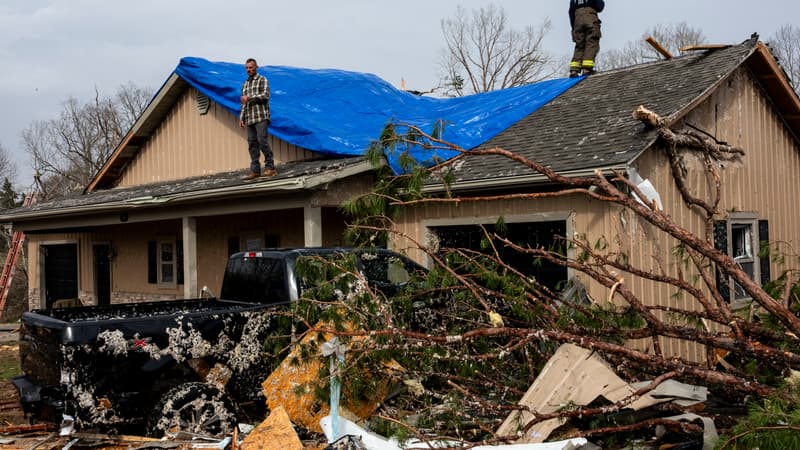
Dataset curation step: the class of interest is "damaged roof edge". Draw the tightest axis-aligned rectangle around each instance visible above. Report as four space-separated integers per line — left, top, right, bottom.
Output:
424 164 632 194
662 39 760 129
0 159 376 224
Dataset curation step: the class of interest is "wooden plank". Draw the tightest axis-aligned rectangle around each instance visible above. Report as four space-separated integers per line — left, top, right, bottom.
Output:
646 36 674 59
680 44 731 52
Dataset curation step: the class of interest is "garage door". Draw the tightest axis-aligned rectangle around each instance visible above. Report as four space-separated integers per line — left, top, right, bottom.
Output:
431 221 567 291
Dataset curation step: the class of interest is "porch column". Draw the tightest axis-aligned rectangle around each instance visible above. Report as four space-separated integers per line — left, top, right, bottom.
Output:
304 206 322 247
182 216 198 298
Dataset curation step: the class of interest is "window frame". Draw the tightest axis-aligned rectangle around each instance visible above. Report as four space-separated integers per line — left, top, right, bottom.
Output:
726 213 761 307
157 238 177 286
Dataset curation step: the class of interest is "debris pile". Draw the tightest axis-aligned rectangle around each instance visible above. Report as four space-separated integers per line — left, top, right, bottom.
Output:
2 341 736 449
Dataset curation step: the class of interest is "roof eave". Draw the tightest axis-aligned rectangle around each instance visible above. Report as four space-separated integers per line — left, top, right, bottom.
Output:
85 73 187 193
424 164 632 194
3 159 377 226
746 42 800 139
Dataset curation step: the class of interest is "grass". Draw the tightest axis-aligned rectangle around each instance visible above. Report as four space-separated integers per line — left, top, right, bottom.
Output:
0 343 20 380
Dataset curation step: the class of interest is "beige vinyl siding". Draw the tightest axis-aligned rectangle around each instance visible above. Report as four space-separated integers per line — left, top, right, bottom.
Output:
595 67 800 361
117 88 316 187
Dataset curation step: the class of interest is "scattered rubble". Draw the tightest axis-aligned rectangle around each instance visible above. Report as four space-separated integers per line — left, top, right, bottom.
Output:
2 339 737 449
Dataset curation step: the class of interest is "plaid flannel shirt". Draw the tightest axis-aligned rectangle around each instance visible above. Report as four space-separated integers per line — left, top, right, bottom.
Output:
240 73 270 125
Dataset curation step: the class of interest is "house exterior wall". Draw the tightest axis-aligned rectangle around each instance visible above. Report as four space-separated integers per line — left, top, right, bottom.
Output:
117 87 316 187
392 192 609 275
626 67 800 360
393 66 800 362
25 207 349 309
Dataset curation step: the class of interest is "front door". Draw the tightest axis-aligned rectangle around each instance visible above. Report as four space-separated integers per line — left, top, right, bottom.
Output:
93 244 111 306
43 243 78 309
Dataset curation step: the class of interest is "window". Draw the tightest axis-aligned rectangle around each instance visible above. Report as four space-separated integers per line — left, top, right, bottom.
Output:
714 214 770 304
238 232 280 252
148 239 184 285
159 240 175 284
730 221 757 301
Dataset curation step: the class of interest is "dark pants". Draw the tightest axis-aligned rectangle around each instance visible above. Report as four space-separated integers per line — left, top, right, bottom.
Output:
571 7 602 70
246 119 274 174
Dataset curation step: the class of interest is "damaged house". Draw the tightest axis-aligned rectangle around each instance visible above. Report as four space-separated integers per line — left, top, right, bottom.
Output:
2 35 800 362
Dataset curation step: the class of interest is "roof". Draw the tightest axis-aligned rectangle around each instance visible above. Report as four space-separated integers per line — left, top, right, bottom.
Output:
88 58 581 191
8 36 800 226
444 35 800 190
0 157 371 224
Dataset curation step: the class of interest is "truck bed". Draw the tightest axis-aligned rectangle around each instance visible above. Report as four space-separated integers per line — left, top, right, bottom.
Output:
22 298 268 344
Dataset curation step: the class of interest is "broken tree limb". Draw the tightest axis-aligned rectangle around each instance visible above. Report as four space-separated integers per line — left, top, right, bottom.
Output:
633 105 746 160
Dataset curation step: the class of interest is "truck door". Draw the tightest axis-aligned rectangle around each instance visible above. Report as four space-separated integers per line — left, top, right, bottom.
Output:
43 243 79 309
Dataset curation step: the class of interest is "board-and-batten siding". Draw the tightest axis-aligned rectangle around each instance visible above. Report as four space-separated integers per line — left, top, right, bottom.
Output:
117 87 315 187
621 67 800 360
599 67 800 361
394 67 800 362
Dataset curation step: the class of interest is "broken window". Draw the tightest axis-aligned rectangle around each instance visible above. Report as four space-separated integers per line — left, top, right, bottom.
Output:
714 214 770 305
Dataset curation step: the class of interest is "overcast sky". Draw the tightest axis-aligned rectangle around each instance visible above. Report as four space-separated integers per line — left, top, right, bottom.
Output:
0 0 795 189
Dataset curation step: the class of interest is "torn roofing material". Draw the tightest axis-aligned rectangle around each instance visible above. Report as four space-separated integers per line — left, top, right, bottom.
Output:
174 57 582 174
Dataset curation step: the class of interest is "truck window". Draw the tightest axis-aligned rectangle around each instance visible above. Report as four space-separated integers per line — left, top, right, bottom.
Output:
361 253 422 290
220 257 288 304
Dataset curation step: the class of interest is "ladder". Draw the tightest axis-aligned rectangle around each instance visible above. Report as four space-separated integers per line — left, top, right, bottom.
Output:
0 192 36 319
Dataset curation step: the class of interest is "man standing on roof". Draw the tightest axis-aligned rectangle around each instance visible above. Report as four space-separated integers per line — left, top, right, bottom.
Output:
240 58 276 180
569 0 605 78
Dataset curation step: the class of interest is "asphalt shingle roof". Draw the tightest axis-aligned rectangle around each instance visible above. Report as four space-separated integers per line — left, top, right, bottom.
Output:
2 156 368 218
453 36 760 184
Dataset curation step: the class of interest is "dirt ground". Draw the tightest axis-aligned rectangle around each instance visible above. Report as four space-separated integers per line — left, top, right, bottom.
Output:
0 343 24 425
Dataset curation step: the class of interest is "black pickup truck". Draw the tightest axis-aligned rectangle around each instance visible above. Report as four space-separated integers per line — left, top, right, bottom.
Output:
13 247 426 437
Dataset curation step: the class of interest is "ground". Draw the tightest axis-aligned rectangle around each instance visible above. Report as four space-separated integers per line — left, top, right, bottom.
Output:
0 343 26 427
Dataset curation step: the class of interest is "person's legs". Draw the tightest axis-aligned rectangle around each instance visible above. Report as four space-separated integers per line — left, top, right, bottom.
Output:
582 22 601 73
576 8 601 75
254 120 276 176
570 26 586 77
246 124 261 175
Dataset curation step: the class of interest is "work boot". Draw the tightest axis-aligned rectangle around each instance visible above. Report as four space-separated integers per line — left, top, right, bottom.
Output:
261 168 277 178
243 171 259 181
581 67 595 76
569 69 580 78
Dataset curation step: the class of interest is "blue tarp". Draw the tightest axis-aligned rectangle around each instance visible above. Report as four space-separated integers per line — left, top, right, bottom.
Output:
175 57 582 174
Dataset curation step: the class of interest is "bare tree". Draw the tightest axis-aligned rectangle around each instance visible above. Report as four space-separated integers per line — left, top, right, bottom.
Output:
438 3 555 97
0 142 18 186
22 83 152 200
603 22 707 70
768 25 800 95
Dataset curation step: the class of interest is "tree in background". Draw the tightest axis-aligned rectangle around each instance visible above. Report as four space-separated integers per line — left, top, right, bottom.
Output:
602 22 706 70
438 3 555 97
767 25 800 96
22 83 151 201
0 179 19 211
0 142 18 189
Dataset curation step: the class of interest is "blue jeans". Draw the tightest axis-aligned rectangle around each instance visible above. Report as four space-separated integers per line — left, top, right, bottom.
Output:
246 120 274 174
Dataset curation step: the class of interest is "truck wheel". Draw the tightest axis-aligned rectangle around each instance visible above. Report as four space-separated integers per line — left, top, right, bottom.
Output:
146 382 236 439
